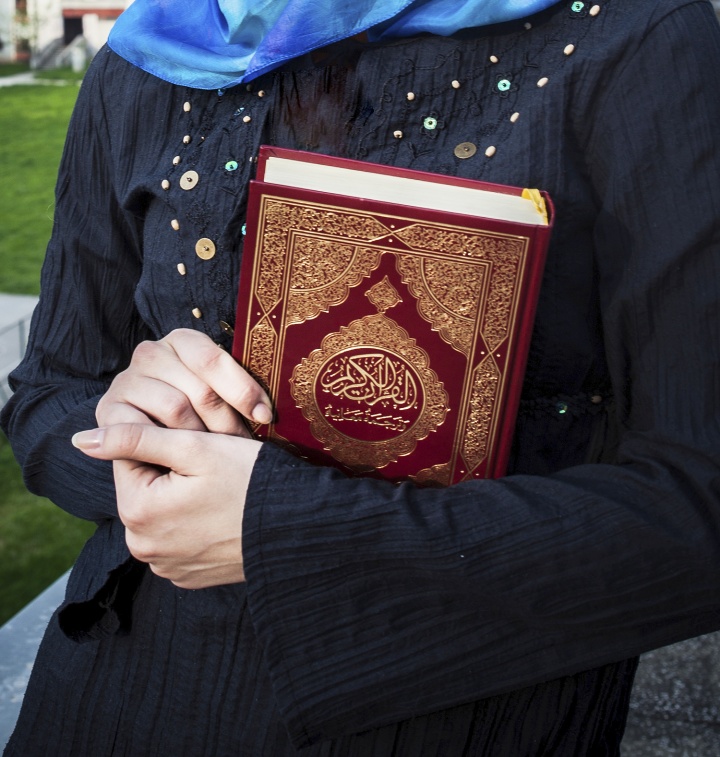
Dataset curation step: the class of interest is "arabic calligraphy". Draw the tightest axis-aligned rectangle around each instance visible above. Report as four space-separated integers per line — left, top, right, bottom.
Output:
290 313 447 469
323 404 410 433
319 352 418 410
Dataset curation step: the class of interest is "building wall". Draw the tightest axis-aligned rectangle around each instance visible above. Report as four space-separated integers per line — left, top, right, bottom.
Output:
0 0 14 63
81 12 117 52
61 3 128 53
0 0 131 63
33 0 63 55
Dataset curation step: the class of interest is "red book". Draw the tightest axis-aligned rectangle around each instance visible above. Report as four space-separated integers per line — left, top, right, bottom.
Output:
233 146 553 485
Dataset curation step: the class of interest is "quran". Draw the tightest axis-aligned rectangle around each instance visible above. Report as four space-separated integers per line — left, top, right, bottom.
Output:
232 146 553 485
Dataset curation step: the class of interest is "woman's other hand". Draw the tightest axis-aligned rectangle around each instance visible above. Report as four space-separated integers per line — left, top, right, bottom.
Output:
96 328 272 437
72 423 262 588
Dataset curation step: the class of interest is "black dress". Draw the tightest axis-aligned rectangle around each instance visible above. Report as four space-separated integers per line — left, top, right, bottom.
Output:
3 1 720 754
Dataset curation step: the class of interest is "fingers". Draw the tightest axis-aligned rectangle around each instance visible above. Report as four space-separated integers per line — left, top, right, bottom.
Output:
72 422 262 475
95 398 156 428
72 423 204 474
98 329 272 436
163 329 272 425
97 367 242 435
104 336 246 434
71 423 261 589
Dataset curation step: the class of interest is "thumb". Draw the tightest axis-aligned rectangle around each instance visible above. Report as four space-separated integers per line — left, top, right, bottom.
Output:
72 423 200 472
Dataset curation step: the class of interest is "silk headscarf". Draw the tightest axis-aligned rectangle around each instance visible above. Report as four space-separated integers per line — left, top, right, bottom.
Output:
108 0 561 90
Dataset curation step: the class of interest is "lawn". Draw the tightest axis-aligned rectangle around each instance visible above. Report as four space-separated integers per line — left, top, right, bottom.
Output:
0 434 95 623
0 73 95 624
0 62 30 77
0 78 80 293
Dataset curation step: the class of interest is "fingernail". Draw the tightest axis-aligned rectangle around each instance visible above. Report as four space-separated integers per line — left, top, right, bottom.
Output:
252 402 273 425
72 429 105 450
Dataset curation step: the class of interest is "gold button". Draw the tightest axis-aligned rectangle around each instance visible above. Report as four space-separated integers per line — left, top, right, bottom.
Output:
180 170 199 190
454 142 477 160
219 320 234 336
195 238 216 260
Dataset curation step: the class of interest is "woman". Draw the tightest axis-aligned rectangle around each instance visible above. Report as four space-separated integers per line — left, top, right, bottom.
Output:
3 0 720 754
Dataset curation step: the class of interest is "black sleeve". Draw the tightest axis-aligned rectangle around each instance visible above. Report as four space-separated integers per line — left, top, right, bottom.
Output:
0 51 152 523
241 2 720 747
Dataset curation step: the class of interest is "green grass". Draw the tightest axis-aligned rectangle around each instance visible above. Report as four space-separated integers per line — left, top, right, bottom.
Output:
35 66 87 83
0 82 79 293
0 434 95 624
0 62 30 77
0 78 93 624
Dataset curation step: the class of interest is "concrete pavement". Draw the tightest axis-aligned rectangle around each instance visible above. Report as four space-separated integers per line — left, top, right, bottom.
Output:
0 71 80 88
624 633 720 755
0 72 36 87
0 294 37 403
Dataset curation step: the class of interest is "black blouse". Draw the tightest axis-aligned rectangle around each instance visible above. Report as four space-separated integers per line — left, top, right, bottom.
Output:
3 1 720 754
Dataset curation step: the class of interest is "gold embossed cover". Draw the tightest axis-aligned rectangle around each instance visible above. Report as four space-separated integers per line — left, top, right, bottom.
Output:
232 147 553 485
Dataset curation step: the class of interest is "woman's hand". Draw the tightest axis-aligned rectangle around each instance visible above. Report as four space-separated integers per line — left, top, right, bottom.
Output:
73 423 262 589
96 328 272 436
87 329 270 587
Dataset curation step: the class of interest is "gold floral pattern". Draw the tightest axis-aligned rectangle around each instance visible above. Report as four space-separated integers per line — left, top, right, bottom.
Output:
462 355 501 469
366 276 403 314
411 462 453 487
247 316 277 387
394 223 527 355
396 254 484 355
287 239 381 324
255 198 389 322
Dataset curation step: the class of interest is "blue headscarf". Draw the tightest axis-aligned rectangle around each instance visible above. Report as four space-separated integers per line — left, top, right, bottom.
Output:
108 0 561 90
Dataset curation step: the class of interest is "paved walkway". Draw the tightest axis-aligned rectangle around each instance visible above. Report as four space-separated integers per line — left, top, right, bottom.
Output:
0 72 36 87
0 71 80 88
0 293 719 752
0 294 37 322
0 294 38 403
624 633 720 755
